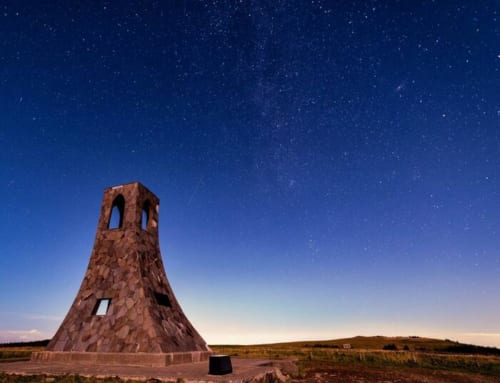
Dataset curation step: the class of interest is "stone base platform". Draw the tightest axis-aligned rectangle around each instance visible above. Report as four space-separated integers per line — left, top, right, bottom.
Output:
0 357 295 383
31 350 212 367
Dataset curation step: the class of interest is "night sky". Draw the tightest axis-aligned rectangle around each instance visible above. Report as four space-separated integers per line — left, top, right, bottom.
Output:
1 1 499 347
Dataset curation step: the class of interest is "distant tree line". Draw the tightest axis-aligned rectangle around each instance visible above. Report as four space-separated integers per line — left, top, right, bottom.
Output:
443 344 500 357
381 343 500 356
0 339 50 348
311 343 340 348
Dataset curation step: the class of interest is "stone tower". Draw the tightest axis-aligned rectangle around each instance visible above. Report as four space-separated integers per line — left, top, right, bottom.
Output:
33 182 211 366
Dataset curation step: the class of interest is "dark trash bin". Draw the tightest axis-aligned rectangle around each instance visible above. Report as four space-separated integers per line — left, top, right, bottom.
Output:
209 354 232 375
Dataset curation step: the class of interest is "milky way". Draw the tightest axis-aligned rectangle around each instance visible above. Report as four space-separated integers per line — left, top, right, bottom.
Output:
1 1 499 346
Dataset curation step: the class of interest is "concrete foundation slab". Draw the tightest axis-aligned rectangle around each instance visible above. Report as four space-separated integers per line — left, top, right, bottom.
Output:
32 350 213 367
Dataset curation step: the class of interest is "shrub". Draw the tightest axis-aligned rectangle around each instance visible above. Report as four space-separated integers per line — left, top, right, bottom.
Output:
383 344 398 351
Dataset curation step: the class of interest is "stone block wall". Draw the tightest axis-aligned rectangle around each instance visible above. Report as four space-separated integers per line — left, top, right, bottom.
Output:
44 182 211 359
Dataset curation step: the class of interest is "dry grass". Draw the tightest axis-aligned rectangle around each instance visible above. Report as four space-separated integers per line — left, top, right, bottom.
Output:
0 374 144 382
0 347 45 363
211 336 500 377
1 337 500 381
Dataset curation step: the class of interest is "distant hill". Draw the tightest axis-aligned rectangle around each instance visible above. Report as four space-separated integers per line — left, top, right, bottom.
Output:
218 336 500 356
2 336 499 357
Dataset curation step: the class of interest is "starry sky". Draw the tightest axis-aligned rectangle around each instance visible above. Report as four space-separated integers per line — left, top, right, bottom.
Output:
1 1 499 347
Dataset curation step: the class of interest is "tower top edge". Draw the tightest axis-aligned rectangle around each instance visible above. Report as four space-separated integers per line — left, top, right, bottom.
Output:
103 182 158 198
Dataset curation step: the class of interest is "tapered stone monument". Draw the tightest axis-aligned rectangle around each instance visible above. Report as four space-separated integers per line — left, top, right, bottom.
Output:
33 182 211 366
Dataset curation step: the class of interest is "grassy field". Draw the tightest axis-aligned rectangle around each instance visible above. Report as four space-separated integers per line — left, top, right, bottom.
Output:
1 336 500 382
0 347 44 363
214 335 500 354
211 336 500 377
0 341 49 363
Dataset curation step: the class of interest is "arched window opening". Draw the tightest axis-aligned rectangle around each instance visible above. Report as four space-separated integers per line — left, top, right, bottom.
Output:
141 200 150 230
108 195 125 229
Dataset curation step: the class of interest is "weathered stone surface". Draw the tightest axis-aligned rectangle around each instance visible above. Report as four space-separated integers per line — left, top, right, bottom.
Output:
41 182 211 363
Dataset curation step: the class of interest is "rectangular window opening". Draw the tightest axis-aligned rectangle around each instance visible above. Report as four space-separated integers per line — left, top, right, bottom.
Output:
154 292 171 307
93 298 111 316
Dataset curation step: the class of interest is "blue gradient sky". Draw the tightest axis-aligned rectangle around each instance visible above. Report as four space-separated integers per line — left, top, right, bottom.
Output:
1 1 500 347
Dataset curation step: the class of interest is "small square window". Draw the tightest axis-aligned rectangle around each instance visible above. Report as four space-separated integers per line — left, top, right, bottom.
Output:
93 298 111 316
